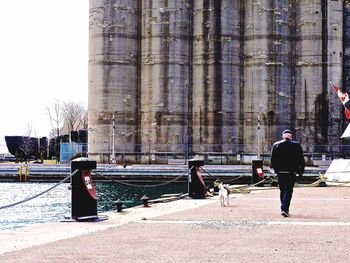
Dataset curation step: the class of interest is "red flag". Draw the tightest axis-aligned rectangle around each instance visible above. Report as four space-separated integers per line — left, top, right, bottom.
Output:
332 83 350 120
345 110 350 120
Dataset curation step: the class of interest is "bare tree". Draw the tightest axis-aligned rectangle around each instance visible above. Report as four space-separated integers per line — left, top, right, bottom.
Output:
46 100 87 162
46 99 64 139
46 100 64 162
24 123 34 137
62 102 86 140
79 109 88 129
49 128 57 139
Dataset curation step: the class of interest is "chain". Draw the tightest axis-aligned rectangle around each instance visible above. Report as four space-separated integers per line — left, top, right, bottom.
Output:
0 169 79 210
92 166 194 188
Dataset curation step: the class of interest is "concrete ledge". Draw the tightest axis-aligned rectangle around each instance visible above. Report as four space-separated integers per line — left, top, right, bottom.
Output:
0 196 217 255
2 187 350 262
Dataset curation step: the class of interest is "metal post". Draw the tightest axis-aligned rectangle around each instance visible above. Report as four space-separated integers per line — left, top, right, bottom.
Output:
257 111 260 159
188 159 205 199
111 113 116 164
71 158 98 220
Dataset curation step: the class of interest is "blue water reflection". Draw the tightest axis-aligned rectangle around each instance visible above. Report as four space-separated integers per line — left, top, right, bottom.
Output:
0 182 187 231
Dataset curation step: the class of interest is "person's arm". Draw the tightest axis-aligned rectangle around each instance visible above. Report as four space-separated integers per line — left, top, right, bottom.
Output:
298 144 305 175
270 144 276 169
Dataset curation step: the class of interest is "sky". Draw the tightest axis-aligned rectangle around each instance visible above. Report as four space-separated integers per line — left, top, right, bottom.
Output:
0 1 89 153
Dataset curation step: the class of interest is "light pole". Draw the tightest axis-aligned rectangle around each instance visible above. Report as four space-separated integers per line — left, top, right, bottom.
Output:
110 113 116 164
256 99 262 160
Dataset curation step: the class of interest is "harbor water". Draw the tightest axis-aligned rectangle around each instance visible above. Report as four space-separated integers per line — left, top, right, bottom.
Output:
0 182 187 232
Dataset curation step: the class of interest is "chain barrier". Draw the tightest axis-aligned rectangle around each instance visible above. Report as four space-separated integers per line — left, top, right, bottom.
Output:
199 166 252 184
198 167 214 177
92 166 194 188
317 173 350 187
296 173 350 188
0 169 79 210
228 177 274 193
2 167 343 211
203 166 347 192
199 165 275 194
324 179 350 186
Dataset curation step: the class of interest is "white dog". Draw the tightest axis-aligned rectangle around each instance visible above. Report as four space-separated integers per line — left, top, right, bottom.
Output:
218 183 230 207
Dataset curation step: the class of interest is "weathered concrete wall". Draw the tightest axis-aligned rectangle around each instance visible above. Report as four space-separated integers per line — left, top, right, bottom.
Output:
89 0 140 163
344 1 350 92
192 1 241 153
88 0 346 163
294 0 324 151
220 1 241 153
327 0 343 152
140 0 191 158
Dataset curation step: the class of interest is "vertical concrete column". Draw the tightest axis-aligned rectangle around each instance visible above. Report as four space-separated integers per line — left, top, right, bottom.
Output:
140 0 191 163
219 1 241 154
344 3 350 92
192 0 216 153
327 1 343 150
193 0 240 153
267 1 294 145
243 0 277 155
294 0 323 151
88 0 140 163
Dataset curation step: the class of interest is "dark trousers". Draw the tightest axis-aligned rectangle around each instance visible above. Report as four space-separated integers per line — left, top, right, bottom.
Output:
277 172 296 213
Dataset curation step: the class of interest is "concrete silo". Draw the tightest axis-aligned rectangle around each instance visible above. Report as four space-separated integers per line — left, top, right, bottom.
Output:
326 0 343 151
192 0 241 155
86 0 349 164
192 1 218 153
88 0 140 163
293 0 324 151
266 1 295 146
243 0 293 155
344 1 350 93
217 0 242 154
140 0 191 162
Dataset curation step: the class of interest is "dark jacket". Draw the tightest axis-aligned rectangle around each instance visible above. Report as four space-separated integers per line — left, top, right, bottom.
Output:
270 138 305 174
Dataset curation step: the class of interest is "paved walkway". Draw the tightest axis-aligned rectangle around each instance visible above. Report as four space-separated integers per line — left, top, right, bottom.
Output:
1 186 350 262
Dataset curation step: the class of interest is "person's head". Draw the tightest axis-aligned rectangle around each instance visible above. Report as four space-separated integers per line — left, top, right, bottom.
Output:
282 129 292 140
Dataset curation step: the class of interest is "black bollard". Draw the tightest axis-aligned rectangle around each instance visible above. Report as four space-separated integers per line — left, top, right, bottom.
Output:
71 157 99 220
141 195 150 207
188 159 206 199
319 181 327 187
252 159 264 186
115 199 123 212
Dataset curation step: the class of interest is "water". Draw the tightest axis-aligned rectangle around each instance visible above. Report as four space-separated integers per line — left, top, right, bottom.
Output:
0 182 187 232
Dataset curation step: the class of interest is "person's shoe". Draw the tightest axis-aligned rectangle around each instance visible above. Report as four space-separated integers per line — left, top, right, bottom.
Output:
281 211 289 217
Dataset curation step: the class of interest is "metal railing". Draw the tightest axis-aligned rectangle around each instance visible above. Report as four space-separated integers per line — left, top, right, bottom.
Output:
57 142 350 165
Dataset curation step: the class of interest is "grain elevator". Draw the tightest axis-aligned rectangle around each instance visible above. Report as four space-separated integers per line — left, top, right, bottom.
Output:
89 0 348 163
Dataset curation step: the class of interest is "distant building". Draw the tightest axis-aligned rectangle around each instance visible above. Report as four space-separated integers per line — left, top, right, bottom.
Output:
49 130 88 162
5 136 48 161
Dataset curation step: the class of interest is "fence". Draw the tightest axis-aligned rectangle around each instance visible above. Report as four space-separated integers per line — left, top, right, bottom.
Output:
60 143 87 163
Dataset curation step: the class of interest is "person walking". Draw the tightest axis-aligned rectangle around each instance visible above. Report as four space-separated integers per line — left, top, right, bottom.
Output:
270 129 305 217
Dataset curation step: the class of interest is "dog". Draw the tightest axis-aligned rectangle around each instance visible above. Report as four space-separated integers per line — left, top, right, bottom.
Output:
218 183 230 207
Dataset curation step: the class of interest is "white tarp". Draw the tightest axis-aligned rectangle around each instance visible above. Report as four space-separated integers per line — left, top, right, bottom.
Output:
325 159 350 182
341 123 350 138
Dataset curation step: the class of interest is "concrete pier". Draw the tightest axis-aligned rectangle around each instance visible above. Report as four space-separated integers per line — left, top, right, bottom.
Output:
1 186 350 262
0 163 325 183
